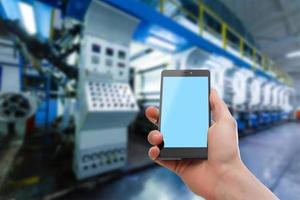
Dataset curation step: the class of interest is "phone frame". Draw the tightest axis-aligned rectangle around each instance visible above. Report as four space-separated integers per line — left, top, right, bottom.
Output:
158 69 211 159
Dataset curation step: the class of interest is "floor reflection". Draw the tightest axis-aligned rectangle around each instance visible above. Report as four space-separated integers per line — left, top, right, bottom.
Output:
62 122 300 200
61 166 204 200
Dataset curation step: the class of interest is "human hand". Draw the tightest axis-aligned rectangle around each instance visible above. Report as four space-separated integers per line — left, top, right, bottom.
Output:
145 89 278 200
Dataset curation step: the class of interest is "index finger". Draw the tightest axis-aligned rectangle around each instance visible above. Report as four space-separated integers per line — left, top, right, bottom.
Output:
210 89 232 122
145 106 159 125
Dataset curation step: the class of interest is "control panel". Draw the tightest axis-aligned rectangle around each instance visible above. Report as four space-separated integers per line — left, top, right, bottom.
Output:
73 0 139 180
78 144 126 178
75 37 138 179
86 81 138 112
82 36 130 82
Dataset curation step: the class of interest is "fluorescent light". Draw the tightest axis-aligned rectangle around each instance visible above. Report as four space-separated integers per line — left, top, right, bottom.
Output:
147 36 176 51
18 2 36 35
67 52 77 65
286 50 300 58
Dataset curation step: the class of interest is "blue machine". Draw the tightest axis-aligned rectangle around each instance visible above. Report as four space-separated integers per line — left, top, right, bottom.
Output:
261 112 271 125
237 118 246 132
35 99 57 127
249 113 259 128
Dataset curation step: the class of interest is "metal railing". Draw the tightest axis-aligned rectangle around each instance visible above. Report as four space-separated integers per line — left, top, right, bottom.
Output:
158 0 292 85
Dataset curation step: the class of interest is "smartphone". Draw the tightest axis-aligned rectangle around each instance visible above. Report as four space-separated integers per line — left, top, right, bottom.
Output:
159 70 210 159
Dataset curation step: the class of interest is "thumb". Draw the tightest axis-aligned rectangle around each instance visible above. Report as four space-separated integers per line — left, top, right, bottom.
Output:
210 89 231 122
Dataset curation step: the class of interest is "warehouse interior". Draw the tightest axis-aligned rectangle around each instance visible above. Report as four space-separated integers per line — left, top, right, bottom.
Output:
0 0 300 199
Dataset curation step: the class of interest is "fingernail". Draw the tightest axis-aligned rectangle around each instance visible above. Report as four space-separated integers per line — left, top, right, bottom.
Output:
150 118 157 124
150 155 155 160
148 151 155 160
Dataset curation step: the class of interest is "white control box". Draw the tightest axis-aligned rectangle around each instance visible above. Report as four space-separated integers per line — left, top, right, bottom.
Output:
81 36 130 82
73 0 139 180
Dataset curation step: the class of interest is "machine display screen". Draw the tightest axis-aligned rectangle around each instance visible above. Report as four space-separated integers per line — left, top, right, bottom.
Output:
92 44 101 53
160 76 209 148
106 48 114 56
118 51 126 59
118 62 125 68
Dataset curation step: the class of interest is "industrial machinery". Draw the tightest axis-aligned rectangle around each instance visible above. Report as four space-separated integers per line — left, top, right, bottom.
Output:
0 92 36 138
172 47 233 99
225 67 255 131
0 0 297 199
0 38 37 138
247 76 266 127
131 43 172 107
242 75 257 129
260 81 275 125
269 84 281 123
131 44 294 134
202 55 233 100
73 0 139 180
282 87 294 113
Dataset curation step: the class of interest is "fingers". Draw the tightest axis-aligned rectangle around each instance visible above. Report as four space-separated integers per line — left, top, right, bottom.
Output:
147 130 163 145
210 89 231 122
148 146 178 173
147 130 178 172
148 146 160 160
145 106 159 125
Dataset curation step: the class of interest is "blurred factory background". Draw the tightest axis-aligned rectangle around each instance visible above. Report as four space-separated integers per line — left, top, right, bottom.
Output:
0 0 299 199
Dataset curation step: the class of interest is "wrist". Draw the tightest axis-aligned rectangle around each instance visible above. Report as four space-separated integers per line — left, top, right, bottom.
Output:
214 160 278 200
213 160 248 200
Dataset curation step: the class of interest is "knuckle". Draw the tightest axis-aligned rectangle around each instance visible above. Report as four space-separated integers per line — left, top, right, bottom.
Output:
149 130 159 135
224 116 237 128
230 117 237 128
147 131 153 141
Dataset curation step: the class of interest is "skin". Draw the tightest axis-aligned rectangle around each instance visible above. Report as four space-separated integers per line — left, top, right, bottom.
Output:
145 89 278 200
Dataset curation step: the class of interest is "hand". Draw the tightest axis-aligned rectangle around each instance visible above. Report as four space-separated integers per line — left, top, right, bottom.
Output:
145 89 278 200
145 89 241 198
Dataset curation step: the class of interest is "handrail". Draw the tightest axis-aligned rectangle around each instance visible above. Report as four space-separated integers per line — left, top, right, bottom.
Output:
158 0 292 85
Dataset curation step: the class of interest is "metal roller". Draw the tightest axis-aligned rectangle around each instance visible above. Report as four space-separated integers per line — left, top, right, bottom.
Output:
0 92 36 123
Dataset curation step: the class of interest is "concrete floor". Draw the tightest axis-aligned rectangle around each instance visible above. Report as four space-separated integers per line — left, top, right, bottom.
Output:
240 122 300 199
61 122 300 200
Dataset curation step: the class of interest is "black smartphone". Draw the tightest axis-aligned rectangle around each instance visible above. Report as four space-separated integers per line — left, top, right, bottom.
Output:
158 69 211 159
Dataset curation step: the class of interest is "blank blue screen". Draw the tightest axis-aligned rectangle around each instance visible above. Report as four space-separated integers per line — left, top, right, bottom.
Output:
160 77 209 147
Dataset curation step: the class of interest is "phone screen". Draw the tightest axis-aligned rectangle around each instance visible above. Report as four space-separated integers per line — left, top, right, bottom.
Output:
160 76 209 148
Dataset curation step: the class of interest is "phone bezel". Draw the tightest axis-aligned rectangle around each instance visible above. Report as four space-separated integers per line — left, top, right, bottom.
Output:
158 69 211 159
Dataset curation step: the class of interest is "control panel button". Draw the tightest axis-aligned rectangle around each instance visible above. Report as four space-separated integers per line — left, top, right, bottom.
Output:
87 81 137 112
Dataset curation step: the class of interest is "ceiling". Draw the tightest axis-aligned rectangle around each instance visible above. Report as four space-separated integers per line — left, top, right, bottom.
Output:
220 0 300 75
